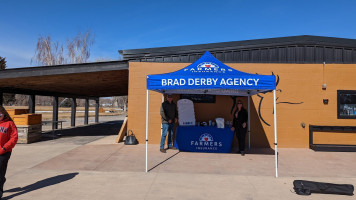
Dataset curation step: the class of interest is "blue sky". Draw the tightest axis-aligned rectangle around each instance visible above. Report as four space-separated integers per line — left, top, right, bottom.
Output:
1 0 356 68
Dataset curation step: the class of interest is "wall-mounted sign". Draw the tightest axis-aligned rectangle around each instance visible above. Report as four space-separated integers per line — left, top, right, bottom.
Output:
180 94 215 103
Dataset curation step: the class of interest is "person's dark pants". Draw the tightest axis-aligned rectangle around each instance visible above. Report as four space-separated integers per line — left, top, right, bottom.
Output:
160 123 175 149
236 127 247 152
0 152 11 198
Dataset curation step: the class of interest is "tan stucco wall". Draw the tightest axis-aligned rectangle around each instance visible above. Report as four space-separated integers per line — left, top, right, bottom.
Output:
128 62 356 148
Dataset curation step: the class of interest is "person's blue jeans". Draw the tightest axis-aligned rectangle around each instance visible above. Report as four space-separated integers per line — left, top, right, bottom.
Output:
160 123 174 149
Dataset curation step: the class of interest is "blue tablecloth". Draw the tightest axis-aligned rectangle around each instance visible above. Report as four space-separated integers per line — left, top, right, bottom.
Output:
174 126 234 153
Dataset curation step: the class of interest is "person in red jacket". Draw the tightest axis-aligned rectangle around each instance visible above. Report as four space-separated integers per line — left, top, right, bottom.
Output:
0 106 18 198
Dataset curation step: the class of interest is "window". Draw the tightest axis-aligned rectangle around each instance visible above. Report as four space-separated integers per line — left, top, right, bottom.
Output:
337 90 356 119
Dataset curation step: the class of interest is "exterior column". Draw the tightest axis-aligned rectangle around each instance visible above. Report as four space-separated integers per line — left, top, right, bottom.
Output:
84 98 89 125
95 98 99 123
29 95 36 113
52 96 59 130
71 98 76 127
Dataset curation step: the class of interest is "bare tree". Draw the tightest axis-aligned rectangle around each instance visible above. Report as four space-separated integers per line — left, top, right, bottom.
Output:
112 96 128 111
14 94 28 106
28 30 95 107
67 30 95 64
31 36 65 66
36 96 52 106
31 29 95 66
99 98 112 107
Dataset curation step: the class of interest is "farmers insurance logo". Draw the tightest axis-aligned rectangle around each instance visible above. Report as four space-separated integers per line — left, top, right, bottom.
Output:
199 133 213 142
185 62 232 73
197 62 219 71
190 133 222 151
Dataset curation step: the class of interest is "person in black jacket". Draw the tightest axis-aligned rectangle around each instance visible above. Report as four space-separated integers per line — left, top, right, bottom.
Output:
231 100 248 156
159 94 178 153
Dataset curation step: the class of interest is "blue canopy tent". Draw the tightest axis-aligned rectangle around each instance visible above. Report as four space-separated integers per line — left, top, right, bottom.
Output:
145 51 279 177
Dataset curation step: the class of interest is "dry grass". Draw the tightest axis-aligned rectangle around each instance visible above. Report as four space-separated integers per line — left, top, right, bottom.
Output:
4 106 126 120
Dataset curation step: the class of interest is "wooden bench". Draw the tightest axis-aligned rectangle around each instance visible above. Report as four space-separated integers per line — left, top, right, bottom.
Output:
42 120 65 130
309 125 356 152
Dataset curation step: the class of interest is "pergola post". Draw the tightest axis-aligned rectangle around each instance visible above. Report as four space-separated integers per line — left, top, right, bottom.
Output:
95 98 99 123
0 92 3 106
71 98 76 127
84 98 89 125
29 95 36 113
52 96 59 130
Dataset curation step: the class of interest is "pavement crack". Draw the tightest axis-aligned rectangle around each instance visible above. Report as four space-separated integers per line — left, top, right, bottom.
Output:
143 171 159 200
92 144 126 171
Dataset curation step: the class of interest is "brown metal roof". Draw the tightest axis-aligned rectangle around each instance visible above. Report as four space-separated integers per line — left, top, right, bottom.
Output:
120 35 356 64
0 60 129 98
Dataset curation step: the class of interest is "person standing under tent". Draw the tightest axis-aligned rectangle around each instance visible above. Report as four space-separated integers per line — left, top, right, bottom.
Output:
0 106 18 198
160 94 178 153
231 100 248 156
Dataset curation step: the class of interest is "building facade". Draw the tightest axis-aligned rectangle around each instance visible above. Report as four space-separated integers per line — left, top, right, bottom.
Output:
121 35 356 148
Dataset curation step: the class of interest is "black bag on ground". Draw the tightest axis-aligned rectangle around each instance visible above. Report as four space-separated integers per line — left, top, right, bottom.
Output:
293 180 354 196
124 130 137 145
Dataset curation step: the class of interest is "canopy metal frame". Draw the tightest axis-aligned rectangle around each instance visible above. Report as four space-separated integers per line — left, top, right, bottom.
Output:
144 51 277 177
145 88 278 177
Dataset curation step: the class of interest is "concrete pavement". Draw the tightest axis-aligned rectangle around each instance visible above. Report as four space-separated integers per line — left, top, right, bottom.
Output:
3 131 356 199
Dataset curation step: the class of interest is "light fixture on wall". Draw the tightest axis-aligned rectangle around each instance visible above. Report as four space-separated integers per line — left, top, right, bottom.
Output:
323 99 329 104
322 62 327 90
300 122 306 128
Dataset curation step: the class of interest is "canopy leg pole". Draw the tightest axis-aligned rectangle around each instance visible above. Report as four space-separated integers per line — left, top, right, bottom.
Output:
273 90 278 178
161 94 164 135
146 90 149 173
248 95 251 149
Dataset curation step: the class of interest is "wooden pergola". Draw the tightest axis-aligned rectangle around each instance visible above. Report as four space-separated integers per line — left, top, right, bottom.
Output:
0 60 128 129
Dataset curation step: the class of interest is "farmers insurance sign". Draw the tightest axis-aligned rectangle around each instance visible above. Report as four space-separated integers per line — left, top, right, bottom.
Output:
190 133 223 151
161 77 259 87
161 62 259 87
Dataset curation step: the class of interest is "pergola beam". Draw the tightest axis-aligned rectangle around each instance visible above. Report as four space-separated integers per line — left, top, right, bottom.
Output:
0 87 100 100
0 60 128 79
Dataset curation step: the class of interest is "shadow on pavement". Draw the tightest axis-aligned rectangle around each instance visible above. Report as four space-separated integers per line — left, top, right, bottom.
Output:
4 172 79 199
246 148 276 155
231 146 276 155
41 120 123 141
148 152 180 172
